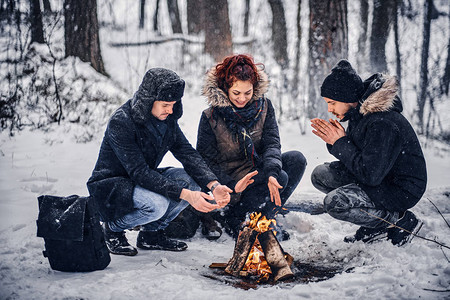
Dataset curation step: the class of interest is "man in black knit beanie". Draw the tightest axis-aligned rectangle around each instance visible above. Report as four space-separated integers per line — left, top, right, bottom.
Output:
310 60 427 246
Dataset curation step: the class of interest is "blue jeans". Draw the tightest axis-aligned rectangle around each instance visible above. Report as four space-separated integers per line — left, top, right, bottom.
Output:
311 162 399 228
108 168 198 232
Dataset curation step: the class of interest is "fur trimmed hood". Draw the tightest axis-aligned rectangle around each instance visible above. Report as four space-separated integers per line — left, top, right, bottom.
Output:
360 74 402 115
202 67 270 107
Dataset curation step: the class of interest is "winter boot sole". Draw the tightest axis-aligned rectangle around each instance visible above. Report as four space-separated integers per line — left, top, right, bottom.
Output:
136 243 188 252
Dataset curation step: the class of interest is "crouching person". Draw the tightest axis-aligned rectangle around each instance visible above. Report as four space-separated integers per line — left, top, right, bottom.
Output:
87 68 231 256
310 60 427 246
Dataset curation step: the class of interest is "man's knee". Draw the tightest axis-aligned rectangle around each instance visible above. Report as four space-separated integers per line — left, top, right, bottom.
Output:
143 196 170 220
311 164 331 192
323 189 350 214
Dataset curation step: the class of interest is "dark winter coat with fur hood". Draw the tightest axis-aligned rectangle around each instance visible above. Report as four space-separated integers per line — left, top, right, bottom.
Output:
196 68 281 191
87 68 218 222
328 73 427 212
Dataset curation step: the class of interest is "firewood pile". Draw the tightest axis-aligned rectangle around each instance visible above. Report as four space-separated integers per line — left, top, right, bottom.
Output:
210 212 294 283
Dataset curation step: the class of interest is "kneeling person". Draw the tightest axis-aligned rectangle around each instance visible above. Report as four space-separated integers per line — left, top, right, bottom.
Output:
310 60 427 246
87 68 231 256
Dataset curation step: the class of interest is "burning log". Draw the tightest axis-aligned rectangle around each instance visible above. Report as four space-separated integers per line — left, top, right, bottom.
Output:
223 213 294 283
225 227 259 277
258 230 294 281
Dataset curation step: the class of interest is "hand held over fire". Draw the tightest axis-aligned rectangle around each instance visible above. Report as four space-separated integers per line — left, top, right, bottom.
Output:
180 189 220 213
211 184 233 208
311 118 346 145
235 170 258 194
268 176 282 206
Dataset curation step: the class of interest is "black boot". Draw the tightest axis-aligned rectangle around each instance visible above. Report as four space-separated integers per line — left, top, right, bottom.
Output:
102 223 138 256
388 211 423 246
344 225 388 244
201 214 222 241
136 230 188 251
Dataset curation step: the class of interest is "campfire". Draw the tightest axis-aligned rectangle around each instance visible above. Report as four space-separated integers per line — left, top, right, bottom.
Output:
211 212 294 283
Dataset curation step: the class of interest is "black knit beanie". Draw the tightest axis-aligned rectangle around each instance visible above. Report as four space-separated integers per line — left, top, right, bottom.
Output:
320 60 363 103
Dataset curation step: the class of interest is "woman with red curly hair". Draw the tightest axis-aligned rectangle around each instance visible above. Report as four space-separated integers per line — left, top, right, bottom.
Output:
197 54 307 240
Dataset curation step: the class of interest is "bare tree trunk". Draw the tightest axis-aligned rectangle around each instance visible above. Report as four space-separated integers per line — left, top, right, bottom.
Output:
187 0 203 34
370 0 395 73
356 0 369 73
204 0 233 62
292 0 302 103
441 1 450 96
268 0 288 68
393 0 402 99
244 0 250 36
417 0 432 133
308 0 348 118
293 0 305 133
29 0 45 44
153 0 160 33
139 0 145 29
0 0 15 21
167 0 182 34
42 0 51 13
64 0 107 76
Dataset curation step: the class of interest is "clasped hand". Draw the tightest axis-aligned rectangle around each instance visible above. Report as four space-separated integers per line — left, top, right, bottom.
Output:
311 118 346 145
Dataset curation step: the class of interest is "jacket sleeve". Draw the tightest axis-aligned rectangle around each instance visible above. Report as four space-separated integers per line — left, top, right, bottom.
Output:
196 112 238 190
328 119 402 186
170 122 218 189
260 99 282 181
107 114 183 200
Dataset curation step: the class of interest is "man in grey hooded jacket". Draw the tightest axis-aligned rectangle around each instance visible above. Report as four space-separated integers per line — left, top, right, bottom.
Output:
87 68 231 256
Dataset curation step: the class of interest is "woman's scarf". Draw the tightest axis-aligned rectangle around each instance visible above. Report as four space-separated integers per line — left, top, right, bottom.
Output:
214 98 265 166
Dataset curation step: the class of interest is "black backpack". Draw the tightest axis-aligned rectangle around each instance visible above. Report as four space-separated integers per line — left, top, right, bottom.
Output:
36 195 111 272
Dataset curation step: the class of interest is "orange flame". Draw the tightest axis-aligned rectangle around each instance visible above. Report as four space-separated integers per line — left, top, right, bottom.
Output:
242 213 277 281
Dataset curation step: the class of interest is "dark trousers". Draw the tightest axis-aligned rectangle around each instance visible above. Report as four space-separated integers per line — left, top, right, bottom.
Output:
224 151 307 230
311 162 400 228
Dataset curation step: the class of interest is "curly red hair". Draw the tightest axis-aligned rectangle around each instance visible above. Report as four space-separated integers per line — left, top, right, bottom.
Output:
214 54 263 93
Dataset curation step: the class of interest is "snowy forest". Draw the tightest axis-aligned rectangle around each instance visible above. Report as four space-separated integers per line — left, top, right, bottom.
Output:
0 0 450 299
1 0 449 139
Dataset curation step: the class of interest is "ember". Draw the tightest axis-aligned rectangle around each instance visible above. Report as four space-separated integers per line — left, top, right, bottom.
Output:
222 212 294 283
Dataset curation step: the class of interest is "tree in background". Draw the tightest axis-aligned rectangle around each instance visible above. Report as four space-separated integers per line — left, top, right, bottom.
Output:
204 0 232 62
393 0 402 98
167 0 182 34
153 0 160 33
42 0 51 14
139 0 146 29
187 0 204 34
369 0 395 73
441 0 450 96
308 0 348 118
63 0 107 76
244 0 250 36
29 0 45 44
357 0 369 73
268 0 288 69
417 0 446 135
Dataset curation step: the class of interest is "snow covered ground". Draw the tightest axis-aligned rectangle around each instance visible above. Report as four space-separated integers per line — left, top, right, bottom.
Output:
1 94 450 299
1 1 449 299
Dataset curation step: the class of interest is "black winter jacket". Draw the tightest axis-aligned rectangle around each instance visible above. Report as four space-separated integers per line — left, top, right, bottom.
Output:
197 68 282 191
87 69 218 221
328 74 427 212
